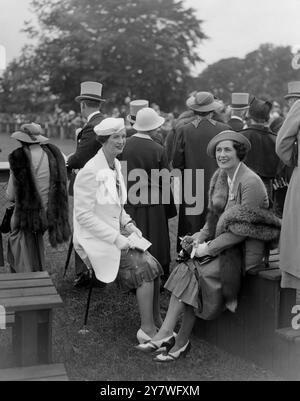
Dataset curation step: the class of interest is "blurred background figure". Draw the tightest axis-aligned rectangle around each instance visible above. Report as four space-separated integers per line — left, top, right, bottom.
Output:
227 93 249 131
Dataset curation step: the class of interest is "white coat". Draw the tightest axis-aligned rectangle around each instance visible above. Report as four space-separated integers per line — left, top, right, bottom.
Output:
73 148 131 282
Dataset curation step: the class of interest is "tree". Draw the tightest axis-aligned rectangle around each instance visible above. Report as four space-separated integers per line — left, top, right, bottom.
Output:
194 44 299 104
1 0 207 113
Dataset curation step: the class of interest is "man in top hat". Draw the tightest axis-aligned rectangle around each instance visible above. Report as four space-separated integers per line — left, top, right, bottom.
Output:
67 81 105 287
227 93 250 131
172 91 229 251
284 81 300 109
126 99 149 138
241 97 279 200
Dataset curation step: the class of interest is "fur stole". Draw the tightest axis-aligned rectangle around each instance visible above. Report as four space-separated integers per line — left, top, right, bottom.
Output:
9 144 71 247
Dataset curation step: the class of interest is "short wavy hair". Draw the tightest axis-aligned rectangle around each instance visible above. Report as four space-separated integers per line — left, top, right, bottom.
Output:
232 140 248 161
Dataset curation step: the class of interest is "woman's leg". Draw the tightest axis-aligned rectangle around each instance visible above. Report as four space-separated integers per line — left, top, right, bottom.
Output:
153 277 163 328
151 294 185 341
136 281 157 337
168 304 195 352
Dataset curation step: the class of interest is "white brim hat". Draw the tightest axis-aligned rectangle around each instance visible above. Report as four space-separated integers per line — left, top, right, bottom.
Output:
133 107 165 131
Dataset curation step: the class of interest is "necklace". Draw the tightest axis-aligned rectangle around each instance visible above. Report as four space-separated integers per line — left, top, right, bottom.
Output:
227 163 241 201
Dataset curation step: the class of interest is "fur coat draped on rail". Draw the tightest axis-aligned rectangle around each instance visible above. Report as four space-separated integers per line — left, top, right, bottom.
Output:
9 143 71 247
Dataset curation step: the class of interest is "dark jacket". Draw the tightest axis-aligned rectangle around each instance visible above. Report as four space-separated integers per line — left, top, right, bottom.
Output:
67 112 103 170
241 124 279 178
227 117 244 132
173 117 229 249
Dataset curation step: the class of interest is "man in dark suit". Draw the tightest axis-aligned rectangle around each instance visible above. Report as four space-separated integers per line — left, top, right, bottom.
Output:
172 91 229 251
66 81 105 287
227 93 249 131
241 97 279 201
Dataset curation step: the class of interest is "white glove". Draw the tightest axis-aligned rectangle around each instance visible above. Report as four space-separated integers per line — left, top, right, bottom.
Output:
126 222 142 238
192 242 209 258
115 234 130 250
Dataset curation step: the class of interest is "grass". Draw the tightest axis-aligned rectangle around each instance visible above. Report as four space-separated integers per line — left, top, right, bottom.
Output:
0 133 282 380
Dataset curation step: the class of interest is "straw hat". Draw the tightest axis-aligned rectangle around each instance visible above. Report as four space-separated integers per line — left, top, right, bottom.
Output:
133 108 165 131
11 123 48 144
186 91 221 112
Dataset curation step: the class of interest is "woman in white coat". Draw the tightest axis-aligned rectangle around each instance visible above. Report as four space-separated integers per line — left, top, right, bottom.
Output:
73 117 163 343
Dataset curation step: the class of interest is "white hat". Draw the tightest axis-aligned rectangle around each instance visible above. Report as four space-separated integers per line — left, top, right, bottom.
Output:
94 118 125 136
133 107 165 132
127 100 149 124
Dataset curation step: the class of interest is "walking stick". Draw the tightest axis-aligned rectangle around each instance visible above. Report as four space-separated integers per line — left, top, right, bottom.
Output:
63 236 74 278
78 269 94 335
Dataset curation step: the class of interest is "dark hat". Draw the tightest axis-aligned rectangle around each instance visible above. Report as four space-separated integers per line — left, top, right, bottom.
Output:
249 98 272 122
11 123 48 144
207 130 251 158
75 81 105 103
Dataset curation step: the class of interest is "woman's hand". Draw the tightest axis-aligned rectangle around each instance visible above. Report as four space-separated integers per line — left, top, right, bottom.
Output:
191 231 206 248
126 222 142 238
180 236 193 253
194 242 209 258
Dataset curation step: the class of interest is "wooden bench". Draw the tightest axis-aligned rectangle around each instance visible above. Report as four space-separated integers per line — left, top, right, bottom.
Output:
194 250 300 379
0 271 63 367
0 363 68 381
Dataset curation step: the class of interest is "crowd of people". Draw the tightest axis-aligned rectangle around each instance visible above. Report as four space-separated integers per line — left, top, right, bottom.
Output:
1 78 300 364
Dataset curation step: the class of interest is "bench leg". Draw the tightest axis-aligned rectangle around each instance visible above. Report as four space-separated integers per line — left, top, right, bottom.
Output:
12 309 52 367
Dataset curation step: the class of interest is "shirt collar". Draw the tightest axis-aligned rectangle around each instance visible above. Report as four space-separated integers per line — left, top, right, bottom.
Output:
87 111 100 122
132 133 153 140
191 116 216 128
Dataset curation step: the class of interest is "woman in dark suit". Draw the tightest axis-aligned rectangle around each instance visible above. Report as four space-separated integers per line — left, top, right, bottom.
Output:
136 131 281 362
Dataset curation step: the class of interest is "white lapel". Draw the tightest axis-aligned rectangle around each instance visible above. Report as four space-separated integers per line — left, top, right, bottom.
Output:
96 149 121 206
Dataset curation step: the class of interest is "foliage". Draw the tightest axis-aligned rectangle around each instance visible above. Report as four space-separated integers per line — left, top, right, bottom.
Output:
194 44 300 104
0 0 207 113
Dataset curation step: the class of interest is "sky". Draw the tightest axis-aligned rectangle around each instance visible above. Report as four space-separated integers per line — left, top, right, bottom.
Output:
0 0 300 72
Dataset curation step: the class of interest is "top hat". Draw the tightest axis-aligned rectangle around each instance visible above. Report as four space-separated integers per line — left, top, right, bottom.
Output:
127 100 149 124
285 81 300 99
133 107 165 132
75 81 105 103
94 118 125 137
248 98 272 122
207 130 251 158
186 91 221 112
231 93 250 110
11 123 48 144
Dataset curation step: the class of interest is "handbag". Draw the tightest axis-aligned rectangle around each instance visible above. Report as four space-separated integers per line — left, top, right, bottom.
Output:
0 205 15 234
193 255 226 321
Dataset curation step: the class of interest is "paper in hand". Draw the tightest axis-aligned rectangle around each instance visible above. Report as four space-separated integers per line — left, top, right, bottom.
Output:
128 233 152 252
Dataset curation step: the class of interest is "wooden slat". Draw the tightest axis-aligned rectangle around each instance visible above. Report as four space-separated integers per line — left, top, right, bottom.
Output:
0 363 67 381
2 294 63 311
0 278 53 290
0 286 57 299
276 327 300 342
6 312 15 326
0 272 49 281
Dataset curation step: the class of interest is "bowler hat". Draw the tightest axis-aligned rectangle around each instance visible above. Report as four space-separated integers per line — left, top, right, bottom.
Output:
127 100 149 124
284 81 300 99
207 130 251 158
75 81 105 103
249 98 272 122
133 107 165 132
231 93 249 110
11 123 48 144
186 91 221 112
94 118 125 137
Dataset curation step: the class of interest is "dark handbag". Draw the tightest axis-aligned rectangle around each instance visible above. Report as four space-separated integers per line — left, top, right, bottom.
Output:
0 205 15 234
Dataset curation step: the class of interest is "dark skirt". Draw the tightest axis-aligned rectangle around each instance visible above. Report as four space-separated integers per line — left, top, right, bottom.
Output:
116 248 163 293
124 204 171 268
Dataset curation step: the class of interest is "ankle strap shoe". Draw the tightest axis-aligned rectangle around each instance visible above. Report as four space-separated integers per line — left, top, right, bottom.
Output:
153 341 191 362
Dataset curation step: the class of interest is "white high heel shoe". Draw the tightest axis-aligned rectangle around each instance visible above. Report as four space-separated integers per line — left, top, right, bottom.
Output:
153 341 191 362
136 328 152 344
134 334 174 353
